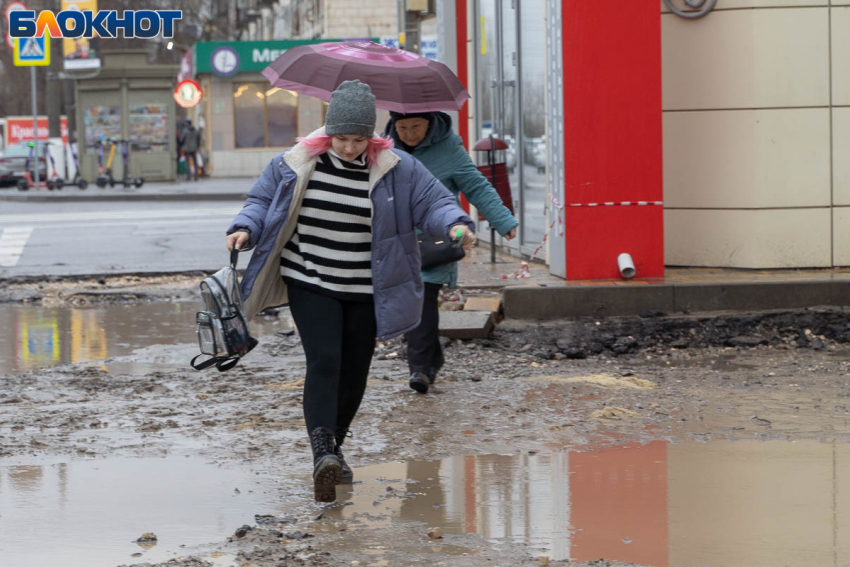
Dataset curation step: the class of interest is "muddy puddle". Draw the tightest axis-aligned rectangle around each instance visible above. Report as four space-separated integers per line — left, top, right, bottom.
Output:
313 440 850 566
0 303 288 375
2 441 850 566
0 456 283 567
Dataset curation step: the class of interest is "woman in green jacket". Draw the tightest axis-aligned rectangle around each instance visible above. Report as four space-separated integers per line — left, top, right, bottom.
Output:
385 111 519 393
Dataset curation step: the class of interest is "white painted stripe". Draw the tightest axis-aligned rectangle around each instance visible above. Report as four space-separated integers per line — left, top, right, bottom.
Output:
0 227 33 267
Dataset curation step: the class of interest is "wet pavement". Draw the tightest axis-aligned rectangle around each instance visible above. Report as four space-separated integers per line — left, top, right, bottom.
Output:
5 295 850 565
0 457 274 567
0 302 284 375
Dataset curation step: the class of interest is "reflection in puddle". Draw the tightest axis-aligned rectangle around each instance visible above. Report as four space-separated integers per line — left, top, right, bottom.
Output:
0 303 288 375
0 457 276 567
328 440 850 566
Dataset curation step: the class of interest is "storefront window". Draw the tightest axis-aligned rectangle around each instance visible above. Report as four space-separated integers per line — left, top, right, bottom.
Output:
233 83 298 149
129 104 169 153
267 88 298 147
234 83 265 148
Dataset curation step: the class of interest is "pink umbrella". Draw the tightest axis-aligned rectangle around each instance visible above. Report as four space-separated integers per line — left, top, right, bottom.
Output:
261 41 470 113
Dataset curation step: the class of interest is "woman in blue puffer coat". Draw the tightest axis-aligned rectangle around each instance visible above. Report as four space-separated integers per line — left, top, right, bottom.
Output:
226 81 475 502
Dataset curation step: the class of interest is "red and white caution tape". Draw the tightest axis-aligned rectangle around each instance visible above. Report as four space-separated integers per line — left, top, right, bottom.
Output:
499 198 663 279
569 201 663 207
501 195 566 279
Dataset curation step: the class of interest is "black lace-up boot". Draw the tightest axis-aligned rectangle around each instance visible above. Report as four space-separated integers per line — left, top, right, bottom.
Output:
309 426 342 502
335 427 354 484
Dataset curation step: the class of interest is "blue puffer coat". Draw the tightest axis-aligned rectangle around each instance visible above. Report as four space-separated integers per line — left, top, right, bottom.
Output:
385 112 518 287
227 129 475 341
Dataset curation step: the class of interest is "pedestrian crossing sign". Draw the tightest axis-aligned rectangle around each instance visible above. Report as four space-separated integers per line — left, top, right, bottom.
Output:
13 36 50 67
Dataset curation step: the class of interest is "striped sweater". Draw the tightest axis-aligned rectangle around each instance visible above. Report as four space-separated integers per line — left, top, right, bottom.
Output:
280 150 373 301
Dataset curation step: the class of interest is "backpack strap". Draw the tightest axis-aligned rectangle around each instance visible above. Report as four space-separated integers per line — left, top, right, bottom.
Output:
191 354 221 371
216 358 240 371
191 338 257 373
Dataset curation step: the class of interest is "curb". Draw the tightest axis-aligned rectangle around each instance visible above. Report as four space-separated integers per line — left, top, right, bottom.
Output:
503 280 850 319
0 192 248 203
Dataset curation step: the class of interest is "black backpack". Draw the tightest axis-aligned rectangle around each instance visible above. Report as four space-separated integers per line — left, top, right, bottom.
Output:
191 250 258 371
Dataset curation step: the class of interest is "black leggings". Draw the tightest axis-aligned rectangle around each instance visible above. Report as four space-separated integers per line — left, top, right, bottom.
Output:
287 284 377 433
406 282 444 377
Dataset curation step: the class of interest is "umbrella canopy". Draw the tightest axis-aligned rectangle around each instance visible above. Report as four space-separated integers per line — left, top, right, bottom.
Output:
261 41 470 114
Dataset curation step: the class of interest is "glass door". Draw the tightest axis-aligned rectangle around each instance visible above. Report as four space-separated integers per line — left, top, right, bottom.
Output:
518 0 547 249
474 0 547 256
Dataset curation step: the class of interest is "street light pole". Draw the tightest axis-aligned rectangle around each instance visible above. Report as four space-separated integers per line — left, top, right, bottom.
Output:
31 66 39 187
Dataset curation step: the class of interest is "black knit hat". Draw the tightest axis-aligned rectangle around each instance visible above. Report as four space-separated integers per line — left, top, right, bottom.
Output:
389 111 436 122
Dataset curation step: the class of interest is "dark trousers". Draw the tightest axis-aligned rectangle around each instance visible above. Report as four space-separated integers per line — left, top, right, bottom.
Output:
185 152 198 180
287 284 377 433
406 282 444 378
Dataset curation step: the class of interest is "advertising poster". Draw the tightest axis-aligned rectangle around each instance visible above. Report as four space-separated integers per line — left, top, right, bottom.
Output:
129 104 169 152
61 0 101 71
84 106 121 148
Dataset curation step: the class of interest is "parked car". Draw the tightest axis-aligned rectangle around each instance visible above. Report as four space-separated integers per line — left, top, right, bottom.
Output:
0 162 16 188
0 142 48 187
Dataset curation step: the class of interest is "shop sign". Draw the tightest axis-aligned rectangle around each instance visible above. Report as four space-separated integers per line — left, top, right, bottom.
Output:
196 39 378 76
5 116 69 146
174 79 202 108
379 35 438 60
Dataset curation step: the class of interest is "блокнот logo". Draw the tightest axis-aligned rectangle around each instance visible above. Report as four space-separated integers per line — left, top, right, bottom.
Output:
10 10 182 39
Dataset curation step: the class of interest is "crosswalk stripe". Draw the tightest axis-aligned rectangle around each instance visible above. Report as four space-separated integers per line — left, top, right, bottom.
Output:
0 207 241 225
0 227 33 267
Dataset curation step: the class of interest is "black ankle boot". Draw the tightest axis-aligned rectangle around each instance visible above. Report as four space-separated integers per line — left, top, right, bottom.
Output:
335 427 354 484
308 426 342 502
409 371 431 393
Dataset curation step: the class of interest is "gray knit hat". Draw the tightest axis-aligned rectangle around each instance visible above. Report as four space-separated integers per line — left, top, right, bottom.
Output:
325 80 377 137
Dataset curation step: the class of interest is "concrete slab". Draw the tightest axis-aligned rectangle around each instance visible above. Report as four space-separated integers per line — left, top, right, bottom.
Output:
439 310 494 340
463 296 503 314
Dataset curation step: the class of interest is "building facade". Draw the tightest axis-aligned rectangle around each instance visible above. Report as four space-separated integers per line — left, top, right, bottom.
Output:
439 0 850 278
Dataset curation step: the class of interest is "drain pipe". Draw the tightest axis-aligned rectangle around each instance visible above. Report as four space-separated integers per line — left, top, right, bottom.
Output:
618 253 636 280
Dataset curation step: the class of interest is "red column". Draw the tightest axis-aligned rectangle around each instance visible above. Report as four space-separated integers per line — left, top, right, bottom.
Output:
561 1 664 279
456 0 471 213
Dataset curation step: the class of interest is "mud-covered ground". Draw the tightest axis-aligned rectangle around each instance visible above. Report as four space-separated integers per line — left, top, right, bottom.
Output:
3 286 850 566
0 273 201 305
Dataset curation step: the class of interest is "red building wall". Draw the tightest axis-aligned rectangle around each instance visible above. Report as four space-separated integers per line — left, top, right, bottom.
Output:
561 1 664 279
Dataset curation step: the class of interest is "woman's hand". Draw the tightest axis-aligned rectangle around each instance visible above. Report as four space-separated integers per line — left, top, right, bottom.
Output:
450 225 477 250
226 231 250 252
505 227 517 241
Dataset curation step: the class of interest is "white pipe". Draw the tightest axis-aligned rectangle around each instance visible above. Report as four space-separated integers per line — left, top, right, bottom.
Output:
618 253 636 279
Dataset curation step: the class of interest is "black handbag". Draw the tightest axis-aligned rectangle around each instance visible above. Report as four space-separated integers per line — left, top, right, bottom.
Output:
419 235 465 270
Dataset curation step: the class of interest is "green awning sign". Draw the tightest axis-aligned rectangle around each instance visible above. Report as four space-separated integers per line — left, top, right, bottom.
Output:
195 39 378 76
